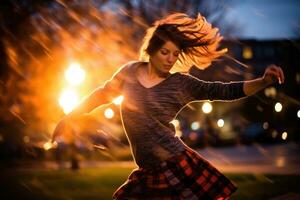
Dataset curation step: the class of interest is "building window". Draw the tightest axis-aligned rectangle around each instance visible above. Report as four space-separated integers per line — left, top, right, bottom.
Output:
243 46 253 59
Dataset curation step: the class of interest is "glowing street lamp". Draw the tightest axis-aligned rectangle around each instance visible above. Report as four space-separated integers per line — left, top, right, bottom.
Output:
59 88 79 114
191 121 200 130
281 132 288 140
202 102 212 114
65 63 86 86
274 102 282 112
217 119 224 127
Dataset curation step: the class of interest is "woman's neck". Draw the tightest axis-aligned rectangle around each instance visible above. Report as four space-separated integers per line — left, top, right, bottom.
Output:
146 62 170 79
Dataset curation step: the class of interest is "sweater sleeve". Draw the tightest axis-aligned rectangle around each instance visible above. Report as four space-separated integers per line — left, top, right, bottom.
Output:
75 62 133 113
181 73 246 103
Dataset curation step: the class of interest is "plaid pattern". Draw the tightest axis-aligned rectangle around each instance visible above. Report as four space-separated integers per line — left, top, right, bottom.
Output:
113 147 237 200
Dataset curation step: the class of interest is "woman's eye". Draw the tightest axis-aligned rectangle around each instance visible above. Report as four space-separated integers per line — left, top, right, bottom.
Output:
160 50 168 55
174 53 179 57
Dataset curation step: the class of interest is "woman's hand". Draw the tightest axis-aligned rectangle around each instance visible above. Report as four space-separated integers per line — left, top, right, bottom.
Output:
243 64 285 96
262 64 285 85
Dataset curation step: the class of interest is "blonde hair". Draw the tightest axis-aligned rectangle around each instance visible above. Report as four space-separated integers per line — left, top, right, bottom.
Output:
139 13 227 72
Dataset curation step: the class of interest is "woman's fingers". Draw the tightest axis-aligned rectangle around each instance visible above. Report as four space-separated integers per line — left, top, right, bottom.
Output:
266 65 284 84
278 67 285 84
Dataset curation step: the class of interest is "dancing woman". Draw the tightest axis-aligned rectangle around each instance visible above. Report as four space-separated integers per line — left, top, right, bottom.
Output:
52 13 284 199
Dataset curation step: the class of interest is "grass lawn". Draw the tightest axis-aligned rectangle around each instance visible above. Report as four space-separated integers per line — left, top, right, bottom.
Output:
0 166 299 200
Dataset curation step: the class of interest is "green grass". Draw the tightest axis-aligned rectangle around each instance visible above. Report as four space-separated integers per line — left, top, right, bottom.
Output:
0 167 299 200
230 174 300 200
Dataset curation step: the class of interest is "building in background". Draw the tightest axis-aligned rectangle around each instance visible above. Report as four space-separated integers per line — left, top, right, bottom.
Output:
182 39 300 147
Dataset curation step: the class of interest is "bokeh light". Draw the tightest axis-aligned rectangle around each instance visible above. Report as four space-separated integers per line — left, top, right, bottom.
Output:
65 63 86 86
272 130 278 138
23 136 30 143
202 102 212 114
274 102 282 112
263 122 269 129
59 89 79 114
191 121 200 130
43 141 52 151
104 108 114 119
264 87 276 97
281 132 288 140
189 132 198 141
297 110 300 118
242 46 253 59
217 119 224 127
276 157 285 167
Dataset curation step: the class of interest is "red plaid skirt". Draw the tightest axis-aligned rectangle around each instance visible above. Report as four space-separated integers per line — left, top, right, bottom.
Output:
113 147 237 200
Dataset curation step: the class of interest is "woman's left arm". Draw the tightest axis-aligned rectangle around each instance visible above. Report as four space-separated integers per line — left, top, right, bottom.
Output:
182 64 285 103
243 64 285 96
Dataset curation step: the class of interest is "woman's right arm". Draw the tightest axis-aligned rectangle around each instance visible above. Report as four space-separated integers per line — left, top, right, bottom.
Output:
51 62 133 142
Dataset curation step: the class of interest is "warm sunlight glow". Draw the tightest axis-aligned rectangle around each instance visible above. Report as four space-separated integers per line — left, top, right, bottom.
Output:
202 102 212 114
104 108 114 119
59 89 79 114
274 102 282 112
113 95 124 105
65 63 86 86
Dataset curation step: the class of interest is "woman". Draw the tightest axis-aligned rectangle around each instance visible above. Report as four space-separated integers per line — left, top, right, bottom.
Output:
52 13 284 199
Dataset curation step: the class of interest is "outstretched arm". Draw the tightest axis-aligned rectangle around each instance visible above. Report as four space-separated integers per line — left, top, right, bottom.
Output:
182 64 285 103
51 62 132 143
243 64 284 96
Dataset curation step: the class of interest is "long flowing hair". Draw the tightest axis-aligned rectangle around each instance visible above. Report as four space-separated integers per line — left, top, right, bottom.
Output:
139 13 227 72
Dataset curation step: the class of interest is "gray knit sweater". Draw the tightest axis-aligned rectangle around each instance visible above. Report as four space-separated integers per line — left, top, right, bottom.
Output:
91 61 246 169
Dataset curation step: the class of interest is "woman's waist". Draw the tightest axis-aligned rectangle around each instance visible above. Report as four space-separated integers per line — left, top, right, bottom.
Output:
132 139 186 169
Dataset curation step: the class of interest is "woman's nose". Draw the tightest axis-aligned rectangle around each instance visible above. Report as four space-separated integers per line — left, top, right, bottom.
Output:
167 55 176 63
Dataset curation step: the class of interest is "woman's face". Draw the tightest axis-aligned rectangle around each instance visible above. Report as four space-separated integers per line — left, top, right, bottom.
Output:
150 40 180 75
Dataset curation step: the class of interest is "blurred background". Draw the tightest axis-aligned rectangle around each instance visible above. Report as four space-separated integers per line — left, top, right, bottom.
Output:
0 0 299 170
1 1 300 199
